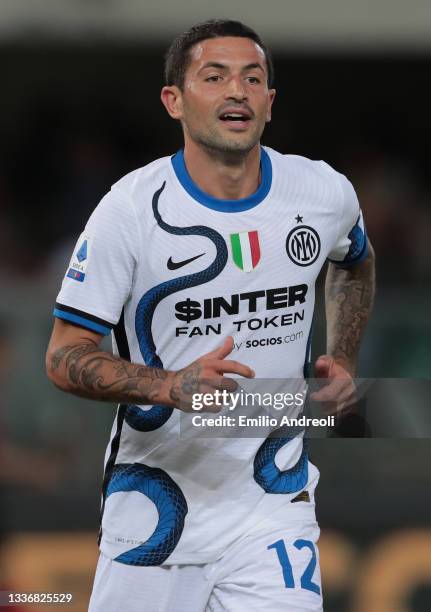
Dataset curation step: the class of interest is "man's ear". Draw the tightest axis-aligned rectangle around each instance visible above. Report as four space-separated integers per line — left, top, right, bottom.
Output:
266 88 276 123
161 85 183 120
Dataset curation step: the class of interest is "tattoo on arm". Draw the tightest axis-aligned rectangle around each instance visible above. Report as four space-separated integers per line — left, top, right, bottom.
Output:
169 363 202 404
49 344 169 404
325 246 375 373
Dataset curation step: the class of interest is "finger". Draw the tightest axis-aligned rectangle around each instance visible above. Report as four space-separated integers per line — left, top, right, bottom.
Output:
182 377 238 399
311 385 347 404
202 401 225 414
314 355 333 378
206 376 239 393
310 378 352 402
203 336 234 361
326 382 356 404
213 359 255 378
319 393 352 416
175 385 220 413
321 401 350 417
315 386 358 416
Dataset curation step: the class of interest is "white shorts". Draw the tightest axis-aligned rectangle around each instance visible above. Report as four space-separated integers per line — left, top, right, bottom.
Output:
89 507 322 612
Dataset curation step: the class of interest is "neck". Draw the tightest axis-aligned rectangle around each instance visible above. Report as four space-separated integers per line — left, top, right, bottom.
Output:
183 139 261 200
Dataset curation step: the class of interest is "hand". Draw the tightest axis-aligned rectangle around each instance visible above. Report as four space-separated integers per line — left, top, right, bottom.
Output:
310 355 357 416
166 336 255 413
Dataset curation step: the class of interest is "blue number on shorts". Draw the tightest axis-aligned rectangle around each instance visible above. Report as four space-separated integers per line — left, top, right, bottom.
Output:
294 539 321 595
267 538 321 595
267 540 294 588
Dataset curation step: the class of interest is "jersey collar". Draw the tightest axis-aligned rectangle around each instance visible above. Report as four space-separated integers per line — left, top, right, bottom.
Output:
171 146 272 212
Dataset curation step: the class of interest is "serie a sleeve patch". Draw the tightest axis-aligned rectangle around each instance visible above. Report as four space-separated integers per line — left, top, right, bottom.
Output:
66 235 92 282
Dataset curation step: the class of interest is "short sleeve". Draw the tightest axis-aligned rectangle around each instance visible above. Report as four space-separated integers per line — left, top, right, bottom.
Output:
327 173 368 268
54 188 139 335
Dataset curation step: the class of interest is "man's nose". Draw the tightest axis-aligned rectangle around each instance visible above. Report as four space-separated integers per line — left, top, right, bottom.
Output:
224 76 248 101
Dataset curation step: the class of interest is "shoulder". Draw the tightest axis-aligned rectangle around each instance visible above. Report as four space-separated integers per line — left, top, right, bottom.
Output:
110 155 173 201
264 147 349 213
265 146 342 184
89 155 173 225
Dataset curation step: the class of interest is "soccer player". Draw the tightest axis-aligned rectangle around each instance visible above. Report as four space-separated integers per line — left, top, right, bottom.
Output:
46 19 375 611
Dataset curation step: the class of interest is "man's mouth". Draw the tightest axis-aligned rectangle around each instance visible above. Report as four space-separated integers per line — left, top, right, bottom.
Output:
219 109 252 129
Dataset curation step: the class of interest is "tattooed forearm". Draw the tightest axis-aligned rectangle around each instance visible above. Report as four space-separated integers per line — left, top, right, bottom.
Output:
48 344 172 405
325 244 375 374
169 363 202 404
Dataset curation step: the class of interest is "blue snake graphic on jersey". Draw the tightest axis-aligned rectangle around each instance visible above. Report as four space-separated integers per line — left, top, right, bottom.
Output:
107 462 188 566
125 181 228 431
254 433 308 493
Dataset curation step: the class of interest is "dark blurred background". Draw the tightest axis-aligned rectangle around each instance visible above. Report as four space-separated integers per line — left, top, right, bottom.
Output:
0 2 430 611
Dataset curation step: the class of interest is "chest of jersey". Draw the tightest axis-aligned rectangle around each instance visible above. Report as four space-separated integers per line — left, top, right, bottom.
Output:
143 177 328 286
124 174 336 375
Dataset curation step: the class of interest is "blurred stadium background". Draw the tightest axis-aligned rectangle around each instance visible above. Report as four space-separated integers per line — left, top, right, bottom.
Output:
1 1 430 610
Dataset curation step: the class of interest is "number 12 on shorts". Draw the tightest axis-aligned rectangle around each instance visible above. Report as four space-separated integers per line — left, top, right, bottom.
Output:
268 539 321 595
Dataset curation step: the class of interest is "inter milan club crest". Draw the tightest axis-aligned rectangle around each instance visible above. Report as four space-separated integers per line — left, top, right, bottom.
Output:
286 225 321 266
230 230 261 272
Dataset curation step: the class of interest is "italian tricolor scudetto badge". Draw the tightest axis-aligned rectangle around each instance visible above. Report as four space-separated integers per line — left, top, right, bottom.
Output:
230 230 261 272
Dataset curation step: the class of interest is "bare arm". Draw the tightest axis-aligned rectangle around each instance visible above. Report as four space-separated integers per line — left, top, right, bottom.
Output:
46 319 174 405
311 242 375 407
325 241 376 376
46 319 253 411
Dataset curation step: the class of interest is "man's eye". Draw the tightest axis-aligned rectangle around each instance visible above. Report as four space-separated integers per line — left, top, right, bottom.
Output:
247 76 260 84
206 75 221 82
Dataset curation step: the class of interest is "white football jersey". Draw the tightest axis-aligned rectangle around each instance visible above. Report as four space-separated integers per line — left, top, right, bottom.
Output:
54 146 368 566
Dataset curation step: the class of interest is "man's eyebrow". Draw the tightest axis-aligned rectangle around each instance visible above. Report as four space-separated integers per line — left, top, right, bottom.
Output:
198 62 228 73
242 63 265 73
197 62 265 74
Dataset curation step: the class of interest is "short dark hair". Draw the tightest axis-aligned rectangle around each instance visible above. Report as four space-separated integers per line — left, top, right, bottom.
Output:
164 19 274 90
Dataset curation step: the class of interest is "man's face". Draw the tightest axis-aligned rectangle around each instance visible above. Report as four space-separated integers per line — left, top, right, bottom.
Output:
174 37 275 154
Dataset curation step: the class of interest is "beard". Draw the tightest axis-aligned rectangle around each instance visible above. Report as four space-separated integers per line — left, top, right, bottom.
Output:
182 114 264 156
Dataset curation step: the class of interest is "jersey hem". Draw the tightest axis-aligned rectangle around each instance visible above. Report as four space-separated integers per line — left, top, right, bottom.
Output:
99 497 318 566
99 464 320 566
